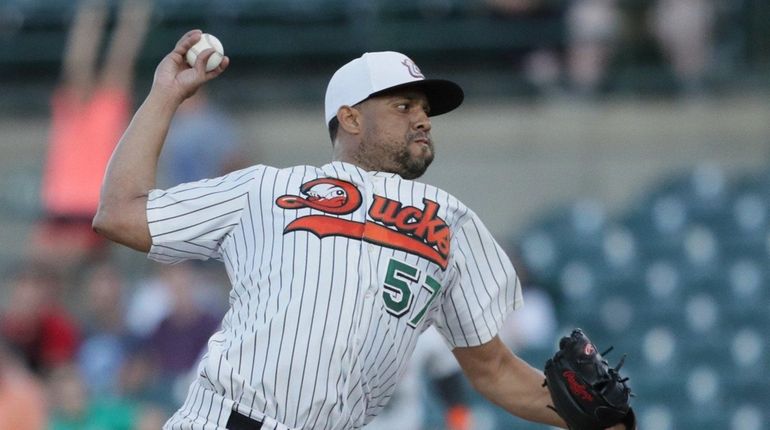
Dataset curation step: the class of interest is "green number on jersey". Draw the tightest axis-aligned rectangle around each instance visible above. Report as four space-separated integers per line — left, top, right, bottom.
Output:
382 258 419 316
408 275 442 328
382 258 443 326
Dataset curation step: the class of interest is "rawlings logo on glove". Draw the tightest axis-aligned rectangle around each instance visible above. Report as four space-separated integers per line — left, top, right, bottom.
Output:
543 329 636 430
563 370 594 402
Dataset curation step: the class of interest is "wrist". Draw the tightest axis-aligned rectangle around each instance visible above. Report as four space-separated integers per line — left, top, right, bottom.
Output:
147 86 186 110
144 88 185 116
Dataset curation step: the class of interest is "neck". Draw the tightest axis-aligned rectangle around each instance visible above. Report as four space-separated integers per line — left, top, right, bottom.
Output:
333 153 380 173
333 142 373 172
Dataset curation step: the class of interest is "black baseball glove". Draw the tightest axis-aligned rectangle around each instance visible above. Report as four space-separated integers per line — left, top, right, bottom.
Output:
543 329 636 430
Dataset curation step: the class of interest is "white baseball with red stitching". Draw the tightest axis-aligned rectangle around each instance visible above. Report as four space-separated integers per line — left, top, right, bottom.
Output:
185 33 224 72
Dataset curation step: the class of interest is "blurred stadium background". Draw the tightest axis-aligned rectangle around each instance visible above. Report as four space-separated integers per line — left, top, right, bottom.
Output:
1 0 770 429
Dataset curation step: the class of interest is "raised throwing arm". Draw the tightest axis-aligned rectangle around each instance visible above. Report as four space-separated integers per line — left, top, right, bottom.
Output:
92 30 229 251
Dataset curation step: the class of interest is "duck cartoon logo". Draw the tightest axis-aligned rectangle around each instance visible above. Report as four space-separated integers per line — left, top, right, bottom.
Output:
275 178 362 214
276 178 450 270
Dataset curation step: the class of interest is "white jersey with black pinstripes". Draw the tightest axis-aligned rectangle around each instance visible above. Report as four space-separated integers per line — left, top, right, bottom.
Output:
149 161 522 430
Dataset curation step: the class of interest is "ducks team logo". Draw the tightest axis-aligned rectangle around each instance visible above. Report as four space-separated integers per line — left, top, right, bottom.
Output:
275 178 362 214
277 178 450 270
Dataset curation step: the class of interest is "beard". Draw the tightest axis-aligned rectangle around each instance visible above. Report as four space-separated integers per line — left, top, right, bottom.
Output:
396 139 434 179
356 126 435 179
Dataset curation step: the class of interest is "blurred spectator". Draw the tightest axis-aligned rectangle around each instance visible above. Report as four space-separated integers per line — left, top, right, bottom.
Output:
485 0 544 15
499 248 558 352
650 0 716 94
143 264 222 375
124 276 172 339
118 349 171 411
31 0 151 267
365 327 472 430
499 286 558 351
0 263 80 375
138 263 223 403
156 88 248 189
565 0 621 95
0 339 47 430
521 48 563 96
484 0 566 94
76 262 134 398
125 263 228 341
47 363 137 430
134 403 170 430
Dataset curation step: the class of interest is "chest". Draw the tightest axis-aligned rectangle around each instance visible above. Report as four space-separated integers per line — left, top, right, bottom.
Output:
268 175 457 328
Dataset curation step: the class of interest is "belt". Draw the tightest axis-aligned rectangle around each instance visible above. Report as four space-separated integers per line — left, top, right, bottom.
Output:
226 410 263 430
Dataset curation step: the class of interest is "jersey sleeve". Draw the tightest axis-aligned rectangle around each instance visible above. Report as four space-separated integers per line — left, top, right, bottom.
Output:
433 212 523 348
146 165 262 264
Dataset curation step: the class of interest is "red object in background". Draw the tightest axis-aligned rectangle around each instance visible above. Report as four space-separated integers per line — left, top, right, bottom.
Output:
0 268 81 374
1 307 80 373
41 86 130 218
446 405 472 430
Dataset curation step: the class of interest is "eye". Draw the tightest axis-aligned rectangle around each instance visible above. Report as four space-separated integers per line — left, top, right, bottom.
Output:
396 103 409 111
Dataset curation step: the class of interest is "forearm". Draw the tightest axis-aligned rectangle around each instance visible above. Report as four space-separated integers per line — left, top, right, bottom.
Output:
453 337 566 428
94 90 181 251
474 352 565 427
94 29 229 251
107 89 180 192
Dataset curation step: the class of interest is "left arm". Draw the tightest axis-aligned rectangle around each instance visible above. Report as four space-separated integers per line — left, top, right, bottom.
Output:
452 336 627 430
440 213 628 429
453 336 565 427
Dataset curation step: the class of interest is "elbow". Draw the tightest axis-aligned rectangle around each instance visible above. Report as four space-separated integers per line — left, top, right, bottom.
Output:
92 203 117 239
91 200 152 252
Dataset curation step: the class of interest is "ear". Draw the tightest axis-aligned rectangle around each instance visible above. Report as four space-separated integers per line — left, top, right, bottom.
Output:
337 105 362 135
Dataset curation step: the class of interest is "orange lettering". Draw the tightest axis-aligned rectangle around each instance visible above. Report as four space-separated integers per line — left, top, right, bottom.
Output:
282 183 451 270
394 207 421 228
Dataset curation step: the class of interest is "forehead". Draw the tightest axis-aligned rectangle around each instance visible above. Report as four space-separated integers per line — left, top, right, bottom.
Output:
368 88 430 105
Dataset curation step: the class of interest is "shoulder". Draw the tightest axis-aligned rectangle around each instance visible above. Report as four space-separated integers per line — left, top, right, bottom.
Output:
267 164 327 177
254 165 330 187
229 164 320 182
405 178 476 228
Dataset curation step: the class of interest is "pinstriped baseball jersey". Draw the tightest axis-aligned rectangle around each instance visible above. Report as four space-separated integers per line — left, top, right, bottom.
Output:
147 161 522 430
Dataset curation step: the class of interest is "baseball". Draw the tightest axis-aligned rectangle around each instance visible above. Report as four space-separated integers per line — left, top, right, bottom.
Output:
185 33 224 72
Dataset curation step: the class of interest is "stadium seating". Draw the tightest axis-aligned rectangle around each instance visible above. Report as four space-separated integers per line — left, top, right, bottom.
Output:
514 163 770 429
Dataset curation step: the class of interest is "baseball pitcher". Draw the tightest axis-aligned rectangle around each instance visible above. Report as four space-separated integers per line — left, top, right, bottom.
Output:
93 30 634 430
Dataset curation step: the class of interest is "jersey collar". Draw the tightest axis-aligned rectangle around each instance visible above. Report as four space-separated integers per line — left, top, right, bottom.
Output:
325 161 400 179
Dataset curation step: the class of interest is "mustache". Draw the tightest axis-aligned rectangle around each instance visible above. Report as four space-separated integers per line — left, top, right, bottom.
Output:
409 132 432 145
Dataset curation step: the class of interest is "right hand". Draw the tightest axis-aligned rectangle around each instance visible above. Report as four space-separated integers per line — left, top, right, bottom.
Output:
151 29 229 103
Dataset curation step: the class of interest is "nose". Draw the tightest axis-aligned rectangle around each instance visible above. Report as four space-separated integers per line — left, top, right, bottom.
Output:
413 109 431 132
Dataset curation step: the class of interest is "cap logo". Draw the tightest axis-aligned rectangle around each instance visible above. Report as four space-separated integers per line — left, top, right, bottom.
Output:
401 58 424 79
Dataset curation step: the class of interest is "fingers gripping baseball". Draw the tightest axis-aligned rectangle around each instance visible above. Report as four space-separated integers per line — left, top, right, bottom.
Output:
152 30 229 102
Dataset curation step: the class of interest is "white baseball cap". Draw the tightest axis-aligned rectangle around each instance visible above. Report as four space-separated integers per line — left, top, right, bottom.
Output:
324 51 464 125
